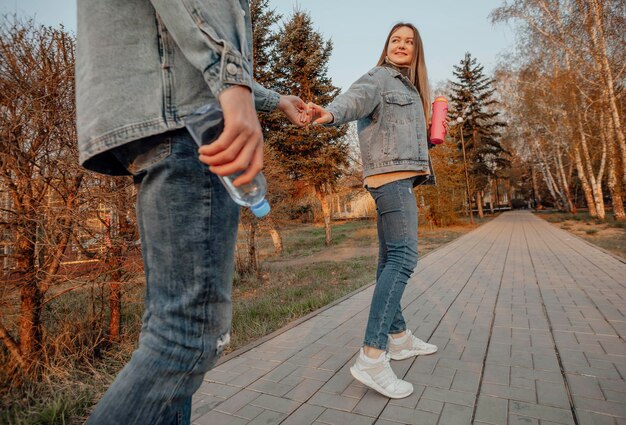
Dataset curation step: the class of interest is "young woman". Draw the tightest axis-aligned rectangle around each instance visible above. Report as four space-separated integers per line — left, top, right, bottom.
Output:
307 23 442 399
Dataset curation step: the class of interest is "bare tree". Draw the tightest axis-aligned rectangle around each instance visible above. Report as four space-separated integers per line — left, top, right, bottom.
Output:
0 19 82 369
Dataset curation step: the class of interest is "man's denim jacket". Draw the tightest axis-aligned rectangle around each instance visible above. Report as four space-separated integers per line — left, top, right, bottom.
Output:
326 66 435 186
76 0 279 175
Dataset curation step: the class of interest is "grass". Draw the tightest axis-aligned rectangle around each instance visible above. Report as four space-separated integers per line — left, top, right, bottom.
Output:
2 216 484 424
229 257 377 351
535 210 626 259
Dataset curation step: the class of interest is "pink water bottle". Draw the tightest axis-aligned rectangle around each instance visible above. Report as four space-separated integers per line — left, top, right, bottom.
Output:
430 96 448 144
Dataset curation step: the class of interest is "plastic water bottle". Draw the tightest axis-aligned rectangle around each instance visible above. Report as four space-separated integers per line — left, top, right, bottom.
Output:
185 102 271 218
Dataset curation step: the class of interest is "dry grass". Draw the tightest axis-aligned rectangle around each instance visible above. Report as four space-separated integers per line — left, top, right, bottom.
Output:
536 211 626 259
1 217 485 424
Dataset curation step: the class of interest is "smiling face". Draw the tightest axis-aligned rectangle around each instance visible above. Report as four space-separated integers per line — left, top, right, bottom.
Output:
386 26 415 66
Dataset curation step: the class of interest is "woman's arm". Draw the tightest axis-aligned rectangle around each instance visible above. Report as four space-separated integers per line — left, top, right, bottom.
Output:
323 70 381 125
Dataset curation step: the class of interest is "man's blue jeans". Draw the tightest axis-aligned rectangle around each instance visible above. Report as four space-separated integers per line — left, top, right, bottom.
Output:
363 178 418 350
87 130 240 425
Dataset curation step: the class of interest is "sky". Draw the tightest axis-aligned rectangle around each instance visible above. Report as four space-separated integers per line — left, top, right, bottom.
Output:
2 0 516 92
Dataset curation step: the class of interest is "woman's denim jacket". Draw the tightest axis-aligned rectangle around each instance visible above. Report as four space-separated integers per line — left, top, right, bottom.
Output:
76 0 279 175
326 66 436 186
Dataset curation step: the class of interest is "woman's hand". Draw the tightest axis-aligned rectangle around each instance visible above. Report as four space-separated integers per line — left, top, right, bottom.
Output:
306 102 334 125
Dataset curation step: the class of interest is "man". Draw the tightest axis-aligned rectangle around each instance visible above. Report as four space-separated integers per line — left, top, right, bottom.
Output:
76 1 305 423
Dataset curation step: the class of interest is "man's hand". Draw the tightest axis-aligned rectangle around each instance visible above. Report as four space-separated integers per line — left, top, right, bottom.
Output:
278 95 308 126
198 85 263 186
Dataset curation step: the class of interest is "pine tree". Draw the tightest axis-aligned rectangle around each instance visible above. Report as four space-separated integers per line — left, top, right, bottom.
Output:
267 11 349 245
250 0 280 86
449 52 509 217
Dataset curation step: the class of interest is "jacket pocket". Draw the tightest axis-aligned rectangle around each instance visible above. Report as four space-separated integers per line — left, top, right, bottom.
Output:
112 135 172 176
383 91 415 124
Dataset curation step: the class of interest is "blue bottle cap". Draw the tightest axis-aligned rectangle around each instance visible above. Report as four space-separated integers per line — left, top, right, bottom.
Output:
251 199 271 218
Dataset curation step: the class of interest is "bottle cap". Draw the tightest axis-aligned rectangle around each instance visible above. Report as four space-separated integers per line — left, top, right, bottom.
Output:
251 199 271 218
434 96 448 103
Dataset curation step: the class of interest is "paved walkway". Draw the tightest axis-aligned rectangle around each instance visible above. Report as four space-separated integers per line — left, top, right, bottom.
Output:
191 211 626 425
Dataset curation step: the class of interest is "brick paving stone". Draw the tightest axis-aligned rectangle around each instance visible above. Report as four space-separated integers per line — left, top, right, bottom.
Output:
474 395 508 425
438 402 473 425
315 408 375 425
421 387 476 407
482 364 510 386
284 378 325 402
308 391 361 412
194 410 248 425
191 395 226 421
380 405 438 425
233 404 265 420
509 400 574 423
535 380 571 409
352 389 390 417
508 415 540 425
573 397 626 418
247 378 294 397
576 409 619 425
415 398 444 415
214 389 260 414
451 369 481 393
280 404 325 425
249 393 302 414
247 409 287 424
481 382 536 404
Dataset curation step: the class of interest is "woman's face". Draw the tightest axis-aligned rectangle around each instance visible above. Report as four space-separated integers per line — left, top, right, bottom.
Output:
387 26 415 66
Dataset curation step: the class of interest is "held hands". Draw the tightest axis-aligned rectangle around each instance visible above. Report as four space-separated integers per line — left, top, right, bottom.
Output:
305 102 333 125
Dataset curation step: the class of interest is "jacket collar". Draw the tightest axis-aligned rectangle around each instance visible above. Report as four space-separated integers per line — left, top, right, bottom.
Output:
381 62 411 79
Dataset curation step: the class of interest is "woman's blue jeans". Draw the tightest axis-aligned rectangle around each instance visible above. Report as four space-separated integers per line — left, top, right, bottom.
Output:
87 130 239 425
363 178 418 351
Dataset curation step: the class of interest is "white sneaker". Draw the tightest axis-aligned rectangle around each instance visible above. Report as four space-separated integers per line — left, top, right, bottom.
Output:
349 348 413 399
388 329 438 360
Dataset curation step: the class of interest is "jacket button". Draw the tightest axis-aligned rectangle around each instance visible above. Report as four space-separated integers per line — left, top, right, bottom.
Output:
226 63 238 75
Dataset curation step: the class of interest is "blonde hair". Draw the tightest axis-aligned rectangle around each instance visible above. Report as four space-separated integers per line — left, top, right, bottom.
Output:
377 23 431 124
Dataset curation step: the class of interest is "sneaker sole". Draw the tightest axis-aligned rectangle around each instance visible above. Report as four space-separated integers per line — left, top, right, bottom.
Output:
349 366 413 399
388 347 438 361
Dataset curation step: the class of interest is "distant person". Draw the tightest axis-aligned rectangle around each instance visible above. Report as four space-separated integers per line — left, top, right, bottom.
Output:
76 0 306 423
307 22 443 399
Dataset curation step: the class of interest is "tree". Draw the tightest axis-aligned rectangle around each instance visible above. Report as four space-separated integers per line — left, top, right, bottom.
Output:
0 19 81 370
449 52 509 218
267 11 349 245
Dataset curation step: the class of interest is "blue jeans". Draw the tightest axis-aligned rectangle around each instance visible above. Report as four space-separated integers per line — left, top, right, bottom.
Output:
363 178 418 350
87 130 240 425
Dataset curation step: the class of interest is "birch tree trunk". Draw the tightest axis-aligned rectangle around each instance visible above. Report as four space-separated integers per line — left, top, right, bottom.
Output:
574 146 599 217
588 0 626 186
604 111 625 220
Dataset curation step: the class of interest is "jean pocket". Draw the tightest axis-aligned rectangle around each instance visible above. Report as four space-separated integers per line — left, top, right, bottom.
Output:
111 134 172 176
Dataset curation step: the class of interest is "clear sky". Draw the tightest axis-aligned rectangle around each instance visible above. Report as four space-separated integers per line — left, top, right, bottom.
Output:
2 0 515 91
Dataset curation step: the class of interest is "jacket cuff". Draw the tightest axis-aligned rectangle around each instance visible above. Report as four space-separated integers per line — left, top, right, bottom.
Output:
258 90 280 112
204 48 253 97
324 106 342 126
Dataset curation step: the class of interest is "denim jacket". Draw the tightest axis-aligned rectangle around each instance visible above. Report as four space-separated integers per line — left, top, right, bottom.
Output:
76 0 279 175
326 66 435 185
